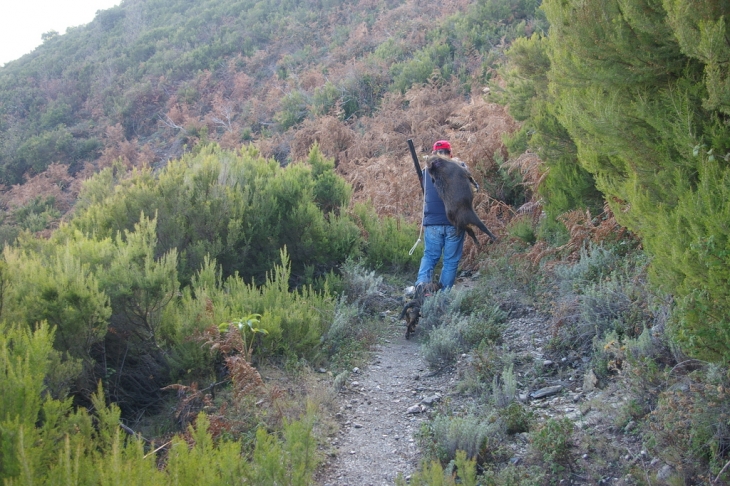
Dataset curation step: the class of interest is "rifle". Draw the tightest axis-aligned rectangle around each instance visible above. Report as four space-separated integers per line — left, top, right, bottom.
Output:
407 139 424 193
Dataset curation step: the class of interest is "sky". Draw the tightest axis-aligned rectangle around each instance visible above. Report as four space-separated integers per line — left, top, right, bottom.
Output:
0 0 122 66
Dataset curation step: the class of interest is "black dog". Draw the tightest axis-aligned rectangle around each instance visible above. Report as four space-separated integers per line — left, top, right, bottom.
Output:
400 282 441 339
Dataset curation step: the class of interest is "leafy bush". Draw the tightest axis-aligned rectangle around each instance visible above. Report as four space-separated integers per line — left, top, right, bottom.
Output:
323 295 360 351
428 412 505 464
71 144 360 286
351 202 422 272
11 196 61 233
402 450 478 486
3 243 112 363
480 463 546 486
420 286 505 368
168 248 335 366
647 365 730 483
553 242 620 294
5 199 339 413
418 289 455 332
500 402 533 435
461 306 506 347
311 82 341 117
456 342 513 395
390 52 438 94
276 90 309 130
530 417 573 472
0 320 320 485
491 363 518 408
516 0 730 364
550 245 654 353
337 258 387 312
422 318 467 367
507 216 537 245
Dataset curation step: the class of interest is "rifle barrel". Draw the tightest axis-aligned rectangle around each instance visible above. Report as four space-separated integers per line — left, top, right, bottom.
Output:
407 139 424 193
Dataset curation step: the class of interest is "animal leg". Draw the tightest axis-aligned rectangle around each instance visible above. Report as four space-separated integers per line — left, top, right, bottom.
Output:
474 219 497 241
465 227 480 246
464 211 497 241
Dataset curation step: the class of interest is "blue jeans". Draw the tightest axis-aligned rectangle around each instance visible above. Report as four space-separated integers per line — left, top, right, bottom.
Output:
415 225 465 288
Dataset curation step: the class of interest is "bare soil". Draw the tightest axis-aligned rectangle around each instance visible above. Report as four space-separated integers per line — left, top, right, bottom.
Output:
319 324 438 485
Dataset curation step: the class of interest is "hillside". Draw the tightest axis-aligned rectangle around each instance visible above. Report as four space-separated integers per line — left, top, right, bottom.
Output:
2 0 730 484
0 0 541 231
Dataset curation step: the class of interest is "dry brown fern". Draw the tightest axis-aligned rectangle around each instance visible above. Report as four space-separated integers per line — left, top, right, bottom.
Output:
290 116 356 163
502 151 546 193
553 203 627 262
163 320 266 427
224 355 264 400
2 163 76 214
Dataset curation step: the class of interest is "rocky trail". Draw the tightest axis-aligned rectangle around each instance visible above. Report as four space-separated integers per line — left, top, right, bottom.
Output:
318 279 652 485
320 325 439 485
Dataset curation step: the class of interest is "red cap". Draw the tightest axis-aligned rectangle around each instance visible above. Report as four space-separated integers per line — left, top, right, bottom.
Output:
433 140 451 153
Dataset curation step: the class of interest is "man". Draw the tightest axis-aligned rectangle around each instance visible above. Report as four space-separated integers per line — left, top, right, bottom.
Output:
415 140 466 289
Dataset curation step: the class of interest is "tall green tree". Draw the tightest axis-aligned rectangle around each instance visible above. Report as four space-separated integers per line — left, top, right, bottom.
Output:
538 0 730 362
496 33 604 218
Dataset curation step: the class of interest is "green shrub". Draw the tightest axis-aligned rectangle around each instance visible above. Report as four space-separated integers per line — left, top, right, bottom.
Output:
456 342 513 395
428 412 504 464
550 246 653 353
507 216 537 245
538 158 604 220
12 196 60 233
71 144 361 286
338 258 388 314
420 287 505 368
535 216 569 246
553 242 620 294
647 364 730 482
475 244 544 301
404 450 478 486
0 322 320 485
390 52 437 94
491 363 518 408
480 463 546 486
418 290 455 332
172 248 335 364
323 295 360 351
3 244 112 363
275 90 309 130
530 417 573 472
460 306 505 348
422 318 466 367
352 202 422 272
500 402 533 435
311 82 341 116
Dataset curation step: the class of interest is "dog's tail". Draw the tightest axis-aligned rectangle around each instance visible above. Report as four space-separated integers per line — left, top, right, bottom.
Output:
400 300 420 319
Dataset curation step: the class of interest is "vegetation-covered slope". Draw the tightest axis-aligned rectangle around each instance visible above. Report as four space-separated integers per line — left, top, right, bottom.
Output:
3 0 730 483
496 0 730 363
0 0 543 183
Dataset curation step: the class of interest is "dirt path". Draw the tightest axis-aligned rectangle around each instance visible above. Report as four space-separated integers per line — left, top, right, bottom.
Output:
318 278 647 485
320 319 453 486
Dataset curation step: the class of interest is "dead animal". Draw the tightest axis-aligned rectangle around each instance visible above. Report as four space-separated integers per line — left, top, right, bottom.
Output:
425 155 497 245
399 282 441 339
